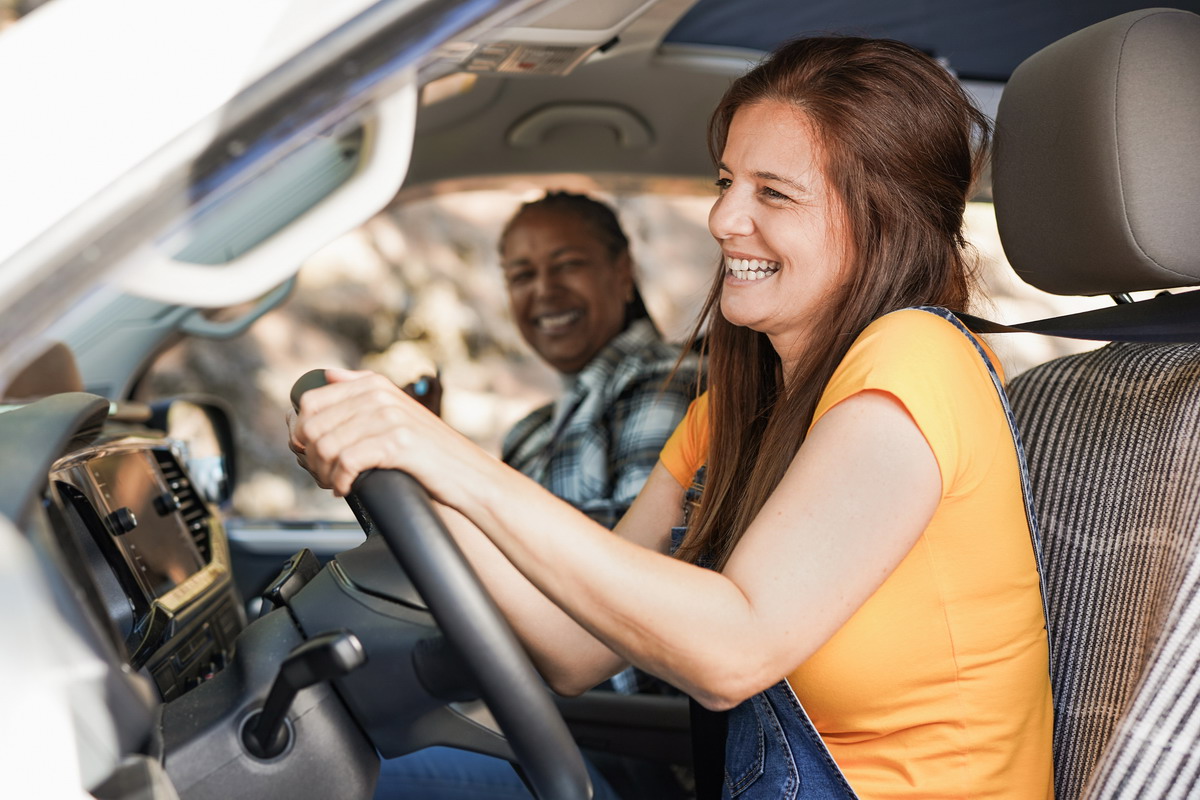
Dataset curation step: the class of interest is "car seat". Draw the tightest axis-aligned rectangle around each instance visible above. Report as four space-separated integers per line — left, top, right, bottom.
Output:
991 8 1200 799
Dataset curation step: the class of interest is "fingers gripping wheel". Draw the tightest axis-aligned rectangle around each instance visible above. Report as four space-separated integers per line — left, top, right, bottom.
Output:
291 370 593 800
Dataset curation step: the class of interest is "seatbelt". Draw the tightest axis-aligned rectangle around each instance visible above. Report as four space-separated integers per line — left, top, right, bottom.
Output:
959 288 1200 343
689 699 727 800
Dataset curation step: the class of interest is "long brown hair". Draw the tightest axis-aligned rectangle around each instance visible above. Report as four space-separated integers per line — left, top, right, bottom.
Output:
674 37 991 570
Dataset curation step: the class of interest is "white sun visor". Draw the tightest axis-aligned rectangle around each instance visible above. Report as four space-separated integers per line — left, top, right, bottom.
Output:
113 81 416 308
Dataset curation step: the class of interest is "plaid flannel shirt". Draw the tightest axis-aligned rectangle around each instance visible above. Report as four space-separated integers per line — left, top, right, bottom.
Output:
502 318 701 530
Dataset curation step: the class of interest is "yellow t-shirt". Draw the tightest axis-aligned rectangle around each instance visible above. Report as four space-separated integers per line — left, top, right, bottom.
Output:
659 309 1054 799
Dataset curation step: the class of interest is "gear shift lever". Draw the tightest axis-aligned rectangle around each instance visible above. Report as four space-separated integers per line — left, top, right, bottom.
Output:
242 630 367 759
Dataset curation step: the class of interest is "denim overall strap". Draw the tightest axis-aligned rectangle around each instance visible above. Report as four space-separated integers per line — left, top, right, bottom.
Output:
910 306 1054 670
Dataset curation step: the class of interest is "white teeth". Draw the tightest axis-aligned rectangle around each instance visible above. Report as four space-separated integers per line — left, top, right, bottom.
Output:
725 256 780 280
537 310 581 330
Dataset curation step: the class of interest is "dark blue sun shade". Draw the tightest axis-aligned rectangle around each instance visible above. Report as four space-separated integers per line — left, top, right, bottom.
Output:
664 0 1200 81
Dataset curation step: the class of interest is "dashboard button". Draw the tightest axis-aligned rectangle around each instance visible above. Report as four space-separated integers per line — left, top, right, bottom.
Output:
107 507 138 535
153 491 182 515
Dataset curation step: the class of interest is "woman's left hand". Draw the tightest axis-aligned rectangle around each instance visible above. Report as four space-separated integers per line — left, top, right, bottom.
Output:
289 367 482 508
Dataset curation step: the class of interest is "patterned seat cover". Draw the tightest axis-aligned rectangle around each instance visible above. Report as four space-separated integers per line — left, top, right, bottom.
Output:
1008 342 1200 798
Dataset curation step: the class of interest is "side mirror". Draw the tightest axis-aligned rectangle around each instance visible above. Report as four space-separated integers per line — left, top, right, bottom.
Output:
148 396 237 509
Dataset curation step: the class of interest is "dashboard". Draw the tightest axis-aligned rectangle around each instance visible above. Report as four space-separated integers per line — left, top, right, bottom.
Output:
48 434 243 702
1 391 381 799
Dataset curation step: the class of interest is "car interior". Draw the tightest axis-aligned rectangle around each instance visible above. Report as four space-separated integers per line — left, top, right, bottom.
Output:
2 1 1200 799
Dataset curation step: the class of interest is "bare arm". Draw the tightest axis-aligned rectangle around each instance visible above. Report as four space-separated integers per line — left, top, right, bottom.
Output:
295 371 940 710
434 464 685 694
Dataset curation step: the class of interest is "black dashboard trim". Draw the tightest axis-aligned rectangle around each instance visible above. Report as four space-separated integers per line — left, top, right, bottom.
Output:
0 392 109 525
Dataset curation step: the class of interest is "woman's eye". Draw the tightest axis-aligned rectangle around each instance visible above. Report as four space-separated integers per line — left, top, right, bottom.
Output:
506 271 532 287
714 177 732 192
761 186 790 201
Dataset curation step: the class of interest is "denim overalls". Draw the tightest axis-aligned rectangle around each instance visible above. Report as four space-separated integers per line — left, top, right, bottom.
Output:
672 307 1049 799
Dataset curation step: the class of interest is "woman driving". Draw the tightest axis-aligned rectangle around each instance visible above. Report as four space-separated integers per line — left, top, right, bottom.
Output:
292 35 1054 798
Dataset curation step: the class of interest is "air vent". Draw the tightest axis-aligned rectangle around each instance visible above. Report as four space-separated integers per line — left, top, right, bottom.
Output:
153 449 212 562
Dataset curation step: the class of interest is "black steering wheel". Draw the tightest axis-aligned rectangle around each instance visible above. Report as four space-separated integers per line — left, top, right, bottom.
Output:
291 370 592 800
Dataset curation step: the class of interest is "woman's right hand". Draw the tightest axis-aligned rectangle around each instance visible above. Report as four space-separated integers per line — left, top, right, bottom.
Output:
289 368 484 511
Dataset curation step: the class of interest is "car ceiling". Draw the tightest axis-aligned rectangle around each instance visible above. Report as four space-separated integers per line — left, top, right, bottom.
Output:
402 0 1200 197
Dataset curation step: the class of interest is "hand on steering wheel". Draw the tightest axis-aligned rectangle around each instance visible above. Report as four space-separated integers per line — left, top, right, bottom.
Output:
291 369 592 800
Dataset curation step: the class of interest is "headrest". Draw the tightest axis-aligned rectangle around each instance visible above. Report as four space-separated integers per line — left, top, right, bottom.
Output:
993 9 1200 296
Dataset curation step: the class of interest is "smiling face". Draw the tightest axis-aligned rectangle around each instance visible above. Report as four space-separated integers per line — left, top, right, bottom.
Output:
709 100 852 371
501 208 634 374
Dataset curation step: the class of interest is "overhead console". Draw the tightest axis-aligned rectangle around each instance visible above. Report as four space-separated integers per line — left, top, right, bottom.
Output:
432 0 664 78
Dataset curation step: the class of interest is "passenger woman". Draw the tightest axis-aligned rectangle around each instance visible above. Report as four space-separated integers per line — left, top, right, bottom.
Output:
293 36 1054 798
376 192 697 798
496 191 700 535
